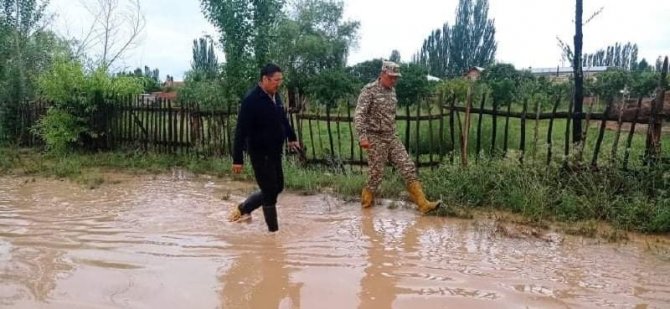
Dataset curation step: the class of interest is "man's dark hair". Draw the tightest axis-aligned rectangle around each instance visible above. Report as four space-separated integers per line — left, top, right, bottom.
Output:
260 63 282 80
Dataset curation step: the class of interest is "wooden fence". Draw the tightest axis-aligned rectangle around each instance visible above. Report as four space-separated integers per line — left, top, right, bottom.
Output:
13 90 669 171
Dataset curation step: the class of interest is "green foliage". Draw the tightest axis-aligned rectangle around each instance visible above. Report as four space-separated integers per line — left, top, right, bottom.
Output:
38 58 143 107
414 0 496 78
191 36 218 80
482 63 518 104
34 57 143 152
178 73 229 109
179 35 227 109
636 58 652 72
199 0 359 105
347 59 382 85
589 68 632 100
118 66 162 93
275 0 359 103
389 50 401 63
200 0 283 99
395 63 434 106
449 0 497 76
306 68 357 106
413 23 450 78
37 58 86 105
583 42 638 70
630 70 659 97
31 108 86 154
436 78 473 103
1 0 70 142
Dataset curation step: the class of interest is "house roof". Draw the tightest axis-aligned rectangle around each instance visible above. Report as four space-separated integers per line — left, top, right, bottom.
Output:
426 75 441 81
528 66 611 75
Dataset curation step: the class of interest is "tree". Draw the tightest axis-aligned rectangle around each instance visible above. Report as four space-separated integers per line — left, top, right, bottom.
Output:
413 0 496 78
413 24 450 78
636 58 651 72
191 36 218 80
389 49 401 63
630 70 658 98
583 42 638 70
347 58 383 85
35 57 144 152
557 0 603 145
178 35 225 108
177 71 226 109
306 68 357 107
448 0 496 76
274 0 359 108
1 0 68 143
200 0 283 99
591 68 631 100
572 0 584 145
395 63 433 107
70 0 146 69
118 65 161 93
482 63 520 105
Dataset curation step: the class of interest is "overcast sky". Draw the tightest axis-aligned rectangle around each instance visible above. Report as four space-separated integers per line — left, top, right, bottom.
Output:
48 0 670 80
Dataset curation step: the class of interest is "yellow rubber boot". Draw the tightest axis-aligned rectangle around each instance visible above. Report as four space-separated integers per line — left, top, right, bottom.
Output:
407 181 440 214
361 187 374 208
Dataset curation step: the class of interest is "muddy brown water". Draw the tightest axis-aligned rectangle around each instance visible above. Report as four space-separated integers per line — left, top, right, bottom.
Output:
1 172 669 308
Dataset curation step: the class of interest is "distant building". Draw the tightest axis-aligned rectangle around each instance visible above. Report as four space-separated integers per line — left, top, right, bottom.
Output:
464 66 485 81
528 66 611 82
140 75 184 104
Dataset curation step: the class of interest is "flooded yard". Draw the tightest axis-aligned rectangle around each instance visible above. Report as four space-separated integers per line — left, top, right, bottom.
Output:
0 172 669 308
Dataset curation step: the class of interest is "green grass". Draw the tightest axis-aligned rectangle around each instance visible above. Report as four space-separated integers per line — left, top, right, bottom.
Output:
290 102 669 170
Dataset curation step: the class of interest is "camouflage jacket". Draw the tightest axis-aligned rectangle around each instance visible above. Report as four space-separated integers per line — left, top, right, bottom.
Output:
354 79 397 140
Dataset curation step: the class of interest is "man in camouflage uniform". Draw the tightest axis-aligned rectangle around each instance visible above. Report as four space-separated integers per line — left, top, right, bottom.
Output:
354 61 440 214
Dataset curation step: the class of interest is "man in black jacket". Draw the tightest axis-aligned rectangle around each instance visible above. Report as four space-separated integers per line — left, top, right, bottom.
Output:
228 63 300 232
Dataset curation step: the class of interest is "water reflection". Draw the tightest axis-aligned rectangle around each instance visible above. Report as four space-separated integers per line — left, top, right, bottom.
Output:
219 237 302 308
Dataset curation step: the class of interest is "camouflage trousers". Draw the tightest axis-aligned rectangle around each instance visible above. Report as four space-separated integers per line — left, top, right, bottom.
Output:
365 133 418 192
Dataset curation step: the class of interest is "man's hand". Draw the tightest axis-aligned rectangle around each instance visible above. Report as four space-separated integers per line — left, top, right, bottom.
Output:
288 141 301 152
359 138 370 150
232 164 243 174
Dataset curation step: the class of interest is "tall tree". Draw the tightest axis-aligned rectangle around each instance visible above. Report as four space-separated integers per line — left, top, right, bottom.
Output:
557 1 603 145
70 0 146 69
200 0 283 99
389 49 401 63
1 0 66 142
413 24 450 77
413 0 496 78
448 0 496 76
572 0 584 145
274 0 359 108
636 58 651 72
191 36 218 80
583 42 638 70
347 58 383 85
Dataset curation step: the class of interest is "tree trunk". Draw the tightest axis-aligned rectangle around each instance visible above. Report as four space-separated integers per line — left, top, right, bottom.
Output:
572 0 584 145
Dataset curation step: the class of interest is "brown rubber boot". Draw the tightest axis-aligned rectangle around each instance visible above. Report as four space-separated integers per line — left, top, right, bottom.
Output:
361 187 374 208
407 181 440 214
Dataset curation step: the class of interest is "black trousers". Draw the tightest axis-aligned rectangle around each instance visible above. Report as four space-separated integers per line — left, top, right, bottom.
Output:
238 152 284 231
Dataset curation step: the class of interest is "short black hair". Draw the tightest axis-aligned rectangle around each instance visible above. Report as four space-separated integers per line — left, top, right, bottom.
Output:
260 63 282 80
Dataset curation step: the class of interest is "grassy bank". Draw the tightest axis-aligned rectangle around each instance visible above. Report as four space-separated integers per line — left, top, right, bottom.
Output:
1 147 668 234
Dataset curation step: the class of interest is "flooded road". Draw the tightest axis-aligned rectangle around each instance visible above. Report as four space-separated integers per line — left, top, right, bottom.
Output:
0 172 669 308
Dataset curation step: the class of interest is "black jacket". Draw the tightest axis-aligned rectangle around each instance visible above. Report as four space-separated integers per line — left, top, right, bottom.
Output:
233 85 297 165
